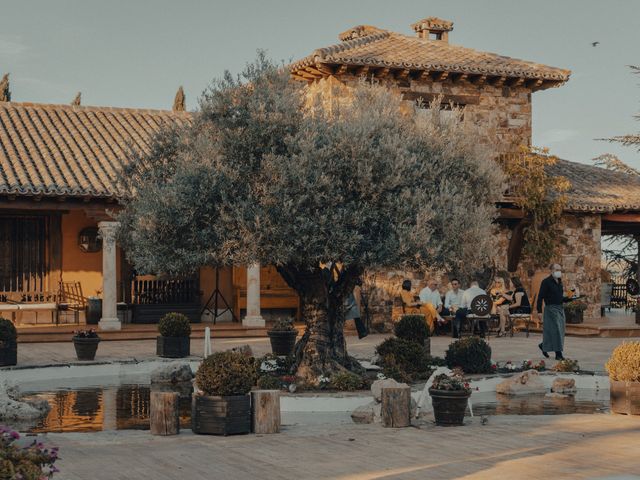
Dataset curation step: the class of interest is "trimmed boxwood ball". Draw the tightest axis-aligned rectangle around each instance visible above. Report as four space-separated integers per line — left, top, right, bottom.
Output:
196 351 257 396
331 371 364 391
394 314 430 345
375 337 431 382
445 337 492 374
158 312 191 337
0 317 17 343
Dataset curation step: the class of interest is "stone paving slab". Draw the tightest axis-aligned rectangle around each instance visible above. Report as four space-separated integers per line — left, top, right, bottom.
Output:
11 333 640 372
46 414 640 480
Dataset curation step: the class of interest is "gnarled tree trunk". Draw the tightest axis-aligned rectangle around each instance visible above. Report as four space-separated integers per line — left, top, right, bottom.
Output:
277 265 362 385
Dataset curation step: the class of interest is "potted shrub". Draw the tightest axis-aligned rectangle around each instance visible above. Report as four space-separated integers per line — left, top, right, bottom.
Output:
267 318 297 356
192 351 257 435
157 312 191 358
72 329 100 361
394 314 431 356
444 337 492 374
605 341 640 415
429 370 472 426
0 317 17 366
564 300 587 324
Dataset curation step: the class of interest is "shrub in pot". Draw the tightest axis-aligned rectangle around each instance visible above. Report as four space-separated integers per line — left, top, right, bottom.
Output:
605 341 640 415
157 312 191 358
375 337 431 383
267 318 297 356
72 329 100 361
0 317 17 366
429 370 471 426
395 314 431 355
192 351 257 435
445 337 492 374
564 300 587 324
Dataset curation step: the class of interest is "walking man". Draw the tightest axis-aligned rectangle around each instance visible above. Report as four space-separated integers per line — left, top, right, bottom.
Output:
536 263 566 360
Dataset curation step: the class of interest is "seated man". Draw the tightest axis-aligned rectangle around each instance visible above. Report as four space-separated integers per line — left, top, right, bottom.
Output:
443 278 464 317
400 279 438 333
453 281 487 338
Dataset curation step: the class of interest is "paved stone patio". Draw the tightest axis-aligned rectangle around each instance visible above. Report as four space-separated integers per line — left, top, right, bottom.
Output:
13 332 640 372
47 413 640 480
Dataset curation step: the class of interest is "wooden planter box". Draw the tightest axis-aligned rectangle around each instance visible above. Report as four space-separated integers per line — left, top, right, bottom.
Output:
191 394 251 435
610 380 640 415
267 331 297 356
0 341 17 366
564 309 584 324
429 388 471 426
73 337 100 361
156 336 190 358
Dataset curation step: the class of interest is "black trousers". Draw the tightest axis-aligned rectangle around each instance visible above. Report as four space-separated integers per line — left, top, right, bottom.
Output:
352 317 368 339
453 308 487 337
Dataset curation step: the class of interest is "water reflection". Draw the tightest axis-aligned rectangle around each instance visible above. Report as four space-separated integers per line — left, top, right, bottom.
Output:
24 385 192 434
472 390 609 416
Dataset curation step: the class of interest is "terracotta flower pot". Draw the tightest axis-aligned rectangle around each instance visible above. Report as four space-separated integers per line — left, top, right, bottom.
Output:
610 379 640 415
429 388 471 426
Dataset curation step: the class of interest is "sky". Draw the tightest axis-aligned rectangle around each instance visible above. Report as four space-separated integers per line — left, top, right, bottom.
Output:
1 0 639 168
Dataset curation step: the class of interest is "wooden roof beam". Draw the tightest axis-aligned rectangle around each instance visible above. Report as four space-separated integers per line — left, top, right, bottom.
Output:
490 76 507 87
471 74 487 86
355 66 370 77
374 67 391 79
432 71 449 82
451 73 468 83
335 65 349 76
305 66 323 77
603 213 640 223
394 69 410 80
315 63 335 76
506 77 525 87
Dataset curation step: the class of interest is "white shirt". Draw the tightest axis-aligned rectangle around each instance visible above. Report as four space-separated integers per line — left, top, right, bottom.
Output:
461 286 486 309
445 289 465 309
419 287 442 308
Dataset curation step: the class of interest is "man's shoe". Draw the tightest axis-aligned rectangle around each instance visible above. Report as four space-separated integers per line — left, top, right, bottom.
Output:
538 343 549 358
555 352 565 360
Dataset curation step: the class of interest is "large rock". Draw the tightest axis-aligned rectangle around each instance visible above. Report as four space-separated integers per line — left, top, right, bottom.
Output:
551 378 576 394
0 381 51 422
351 403 375 424
496 370 547 396
371 378 408 403
150 362 194 384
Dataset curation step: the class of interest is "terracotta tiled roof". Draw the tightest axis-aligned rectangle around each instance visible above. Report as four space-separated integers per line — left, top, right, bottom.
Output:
291 23 570 88
549 159 640 213
0 102 191 199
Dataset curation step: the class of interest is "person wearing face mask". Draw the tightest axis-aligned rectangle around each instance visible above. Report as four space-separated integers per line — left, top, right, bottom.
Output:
536 263 568 360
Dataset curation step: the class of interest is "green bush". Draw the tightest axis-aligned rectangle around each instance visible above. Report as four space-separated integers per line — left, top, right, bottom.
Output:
445 337 492 374
158 312 191 337
257 374 282 390
195 351 257 396
394 314 430 345
375 337 431 382
0 318 17 344
331 371 364 391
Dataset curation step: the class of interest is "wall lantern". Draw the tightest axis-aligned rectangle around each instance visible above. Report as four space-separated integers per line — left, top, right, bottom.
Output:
78 227 102 253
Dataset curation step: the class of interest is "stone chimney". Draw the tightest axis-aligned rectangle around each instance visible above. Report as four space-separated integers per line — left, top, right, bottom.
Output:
411 17 453 42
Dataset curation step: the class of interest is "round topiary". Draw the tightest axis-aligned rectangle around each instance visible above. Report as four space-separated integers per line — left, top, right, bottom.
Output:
606 341 640 382
0 318 17 344
196 351 257 396
375 337 431 382
331 371 364 391
158 312 191 337
394 314 430 345
445 337 492 374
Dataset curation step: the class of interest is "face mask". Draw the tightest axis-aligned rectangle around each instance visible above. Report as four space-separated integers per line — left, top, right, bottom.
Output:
553 271 562 279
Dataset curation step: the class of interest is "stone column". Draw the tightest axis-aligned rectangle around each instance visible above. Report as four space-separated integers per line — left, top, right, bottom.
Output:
101 387 118 431
98 221 121 331
243 263 265 327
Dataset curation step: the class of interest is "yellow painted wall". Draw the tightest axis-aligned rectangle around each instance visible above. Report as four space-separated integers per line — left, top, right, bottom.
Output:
200 266 233 308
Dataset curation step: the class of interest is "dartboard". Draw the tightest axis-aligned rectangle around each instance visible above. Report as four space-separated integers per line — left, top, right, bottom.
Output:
626 278 639 296
471 294 493 316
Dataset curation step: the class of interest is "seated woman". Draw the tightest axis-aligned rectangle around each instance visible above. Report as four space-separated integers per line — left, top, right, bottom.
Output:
497 277 531 337
400 279 438 333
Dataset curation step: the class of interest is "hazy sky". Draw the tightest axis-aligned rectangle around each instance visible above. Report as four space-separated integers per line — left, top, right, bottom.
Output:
1 0 639 167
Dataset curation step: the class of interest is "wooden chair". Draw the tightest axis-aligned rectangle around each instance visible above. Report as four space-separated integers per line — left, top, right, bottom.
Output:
463 294 493 337
58 281 86 324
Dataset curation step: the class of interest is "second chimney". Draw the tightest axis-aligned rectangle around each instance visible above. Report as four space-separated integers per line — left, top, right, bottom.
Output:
411 17 453 42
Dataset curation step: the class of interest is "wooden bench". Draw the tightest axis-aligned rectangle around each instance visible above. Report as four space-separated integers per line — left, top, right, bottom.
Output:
0 291 59 324
235 288 301 321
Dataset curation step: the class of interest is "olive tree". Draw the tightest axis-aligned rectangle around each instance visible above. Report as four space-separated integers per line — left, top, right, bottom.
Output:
118 56 503 383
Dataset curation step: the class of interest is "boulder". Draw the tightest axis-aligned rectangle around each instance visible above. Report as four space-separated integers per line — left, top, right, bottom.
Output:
371 378 407 403
0 381 51 422
351 403 375 424
496 370 547 396
150 362 194 384
551 378 576 394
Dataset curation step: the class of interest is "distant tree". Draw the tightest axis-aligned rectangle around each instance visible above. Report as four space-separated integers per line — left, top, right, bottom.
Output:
0 73 10 102
172 86 185 111
71 92 81 106
117 55 503 383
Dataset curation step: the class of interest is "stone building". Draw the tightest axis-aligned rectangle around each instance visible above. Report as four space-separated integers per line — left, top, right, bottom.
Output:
291 16 640 325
